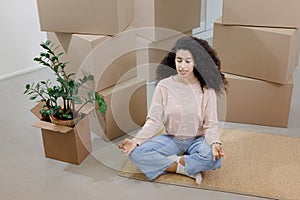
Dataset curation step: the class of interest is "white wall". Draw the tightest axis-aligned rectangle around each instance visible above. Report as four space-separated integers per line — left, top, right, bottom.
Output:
205 0 223 31
0 0 46 79
193 0 223 40
192 0 207 35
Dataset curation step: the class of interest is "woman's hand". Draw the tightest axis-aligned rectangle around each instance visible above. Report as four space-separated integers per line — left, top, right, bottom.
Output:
118 139 138 156
212 143 226 161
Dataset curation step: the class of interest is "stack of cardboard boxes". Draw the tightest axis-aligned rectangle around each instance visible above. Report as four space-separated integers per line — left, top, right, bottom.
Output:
213 0 300 127
37 0 145 142
132 0 201 83
36 0 202 143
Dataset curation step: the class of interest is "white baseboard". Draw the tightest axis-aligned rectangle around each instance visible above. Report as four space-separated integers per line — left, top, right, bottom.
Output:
0 66 45 81
193 29 213 40
192 22 206 35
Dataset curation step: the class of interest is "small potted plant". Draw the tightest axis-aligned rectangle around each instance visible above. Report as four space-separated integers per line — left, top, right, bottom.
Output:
24 40 107 126
24 40 107 164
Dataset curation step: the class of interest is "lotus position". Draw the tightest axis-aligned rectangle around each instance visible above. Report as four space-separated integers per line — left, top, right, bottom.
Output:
119 36 227 184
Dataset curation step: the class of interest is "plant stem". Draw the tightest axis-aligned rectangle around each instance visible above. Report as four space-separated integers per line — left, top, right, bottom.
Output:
75 99 94 116
32 88 48 102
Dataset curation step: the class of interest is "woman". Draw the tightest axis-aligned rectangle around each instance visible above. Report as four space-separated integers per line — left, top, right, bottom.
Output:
119 36 227 184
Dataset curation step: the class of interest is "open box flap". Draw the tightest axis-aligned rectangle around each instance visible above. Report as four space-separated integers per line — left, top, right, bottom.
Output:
30 102 45 120
32 120 73 133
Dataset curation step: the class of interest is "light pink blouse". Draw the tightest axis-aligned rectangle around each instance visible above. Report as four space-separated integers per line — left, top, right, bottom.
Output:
132 76 221 145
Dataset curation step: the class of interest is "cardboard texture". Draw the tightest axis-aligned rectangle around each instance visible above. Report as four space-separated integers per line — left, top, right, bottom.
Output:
213 20 300 84
222 0 300 28
136 31 193 82
47 32 108 76
47 31 137 91
31 102 92 165
218 73 294 127
89 28 139 91
132 0 201 41
36 0 134 35
90 77 147 140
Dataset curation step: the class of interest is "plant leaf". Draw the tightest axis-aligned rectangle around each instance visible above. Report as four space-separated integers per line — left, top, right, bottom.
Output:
54 65 59 73
57 52 64 57
30 94 38 100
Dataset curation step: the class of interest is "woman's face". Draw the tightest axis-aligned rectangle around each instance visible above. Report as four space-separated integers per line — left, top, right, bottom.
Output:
175 49 195 79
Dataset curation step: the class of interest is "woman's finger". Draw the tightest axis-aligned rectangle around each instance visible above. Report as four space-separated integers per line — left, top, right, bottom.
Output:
212 149 219 161
217 146 226 160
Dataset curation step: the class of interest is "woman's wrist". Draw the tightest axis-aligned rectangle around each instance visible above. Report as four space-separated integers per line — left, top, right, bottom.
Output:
212 142 222 146
131 139 139 147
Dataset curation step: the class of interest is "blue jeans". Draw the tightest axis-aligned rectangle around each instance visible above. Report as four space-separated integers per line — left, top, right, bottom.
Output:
128 134 222 180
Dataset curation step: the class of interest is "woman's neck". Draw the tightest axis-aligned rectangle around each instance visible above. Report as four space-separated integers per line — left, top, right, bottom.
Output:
173 74 199 84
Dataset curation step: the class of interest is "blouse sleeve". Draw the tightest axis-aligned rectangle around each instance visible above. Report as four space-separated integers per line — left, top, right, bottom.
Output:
132 84 165 145
202 89 221 145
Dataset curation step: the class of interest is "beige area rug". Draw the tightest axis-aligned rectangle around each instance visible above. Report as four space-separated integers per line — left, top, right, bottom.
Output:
119 129 300 200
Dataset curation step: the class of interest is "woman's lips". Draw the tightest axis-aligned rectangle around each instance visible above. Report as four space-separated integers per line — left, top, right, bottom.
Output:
179 69 188 75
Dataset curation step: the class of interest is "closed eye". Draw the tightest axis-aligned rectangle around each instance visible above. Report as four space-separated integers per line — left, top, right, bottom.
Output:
176 58 182 62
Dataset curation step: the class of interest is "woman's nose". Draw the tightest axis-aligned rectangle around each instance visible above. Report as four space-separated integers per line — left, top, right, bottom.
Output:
179 62 187 69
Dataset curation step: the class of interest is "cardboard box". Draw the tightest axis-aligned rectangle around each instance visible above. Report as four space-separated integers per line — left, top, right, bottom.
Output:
47 30 137 91
218 73 294 127
222 0 300 28
213 20 300 84
132 0 201 41
31 103 91 165
90 77 147 140
36 0 134 35
136 31 193 82
47 32 108 75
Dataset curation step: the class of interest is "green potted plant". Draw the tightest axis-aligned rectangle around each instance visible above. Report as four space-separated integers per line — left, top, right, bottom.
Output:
24 40 107 126
24 40 107 164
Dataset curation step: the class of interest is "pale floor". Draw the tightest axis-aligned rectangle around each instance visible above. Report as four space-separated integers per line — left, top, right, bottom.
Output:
1 66 299 200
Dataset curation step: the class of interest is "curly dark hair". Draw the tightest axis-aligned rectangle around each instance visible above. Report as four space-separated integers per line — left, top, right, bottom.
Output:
156 36 228 94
